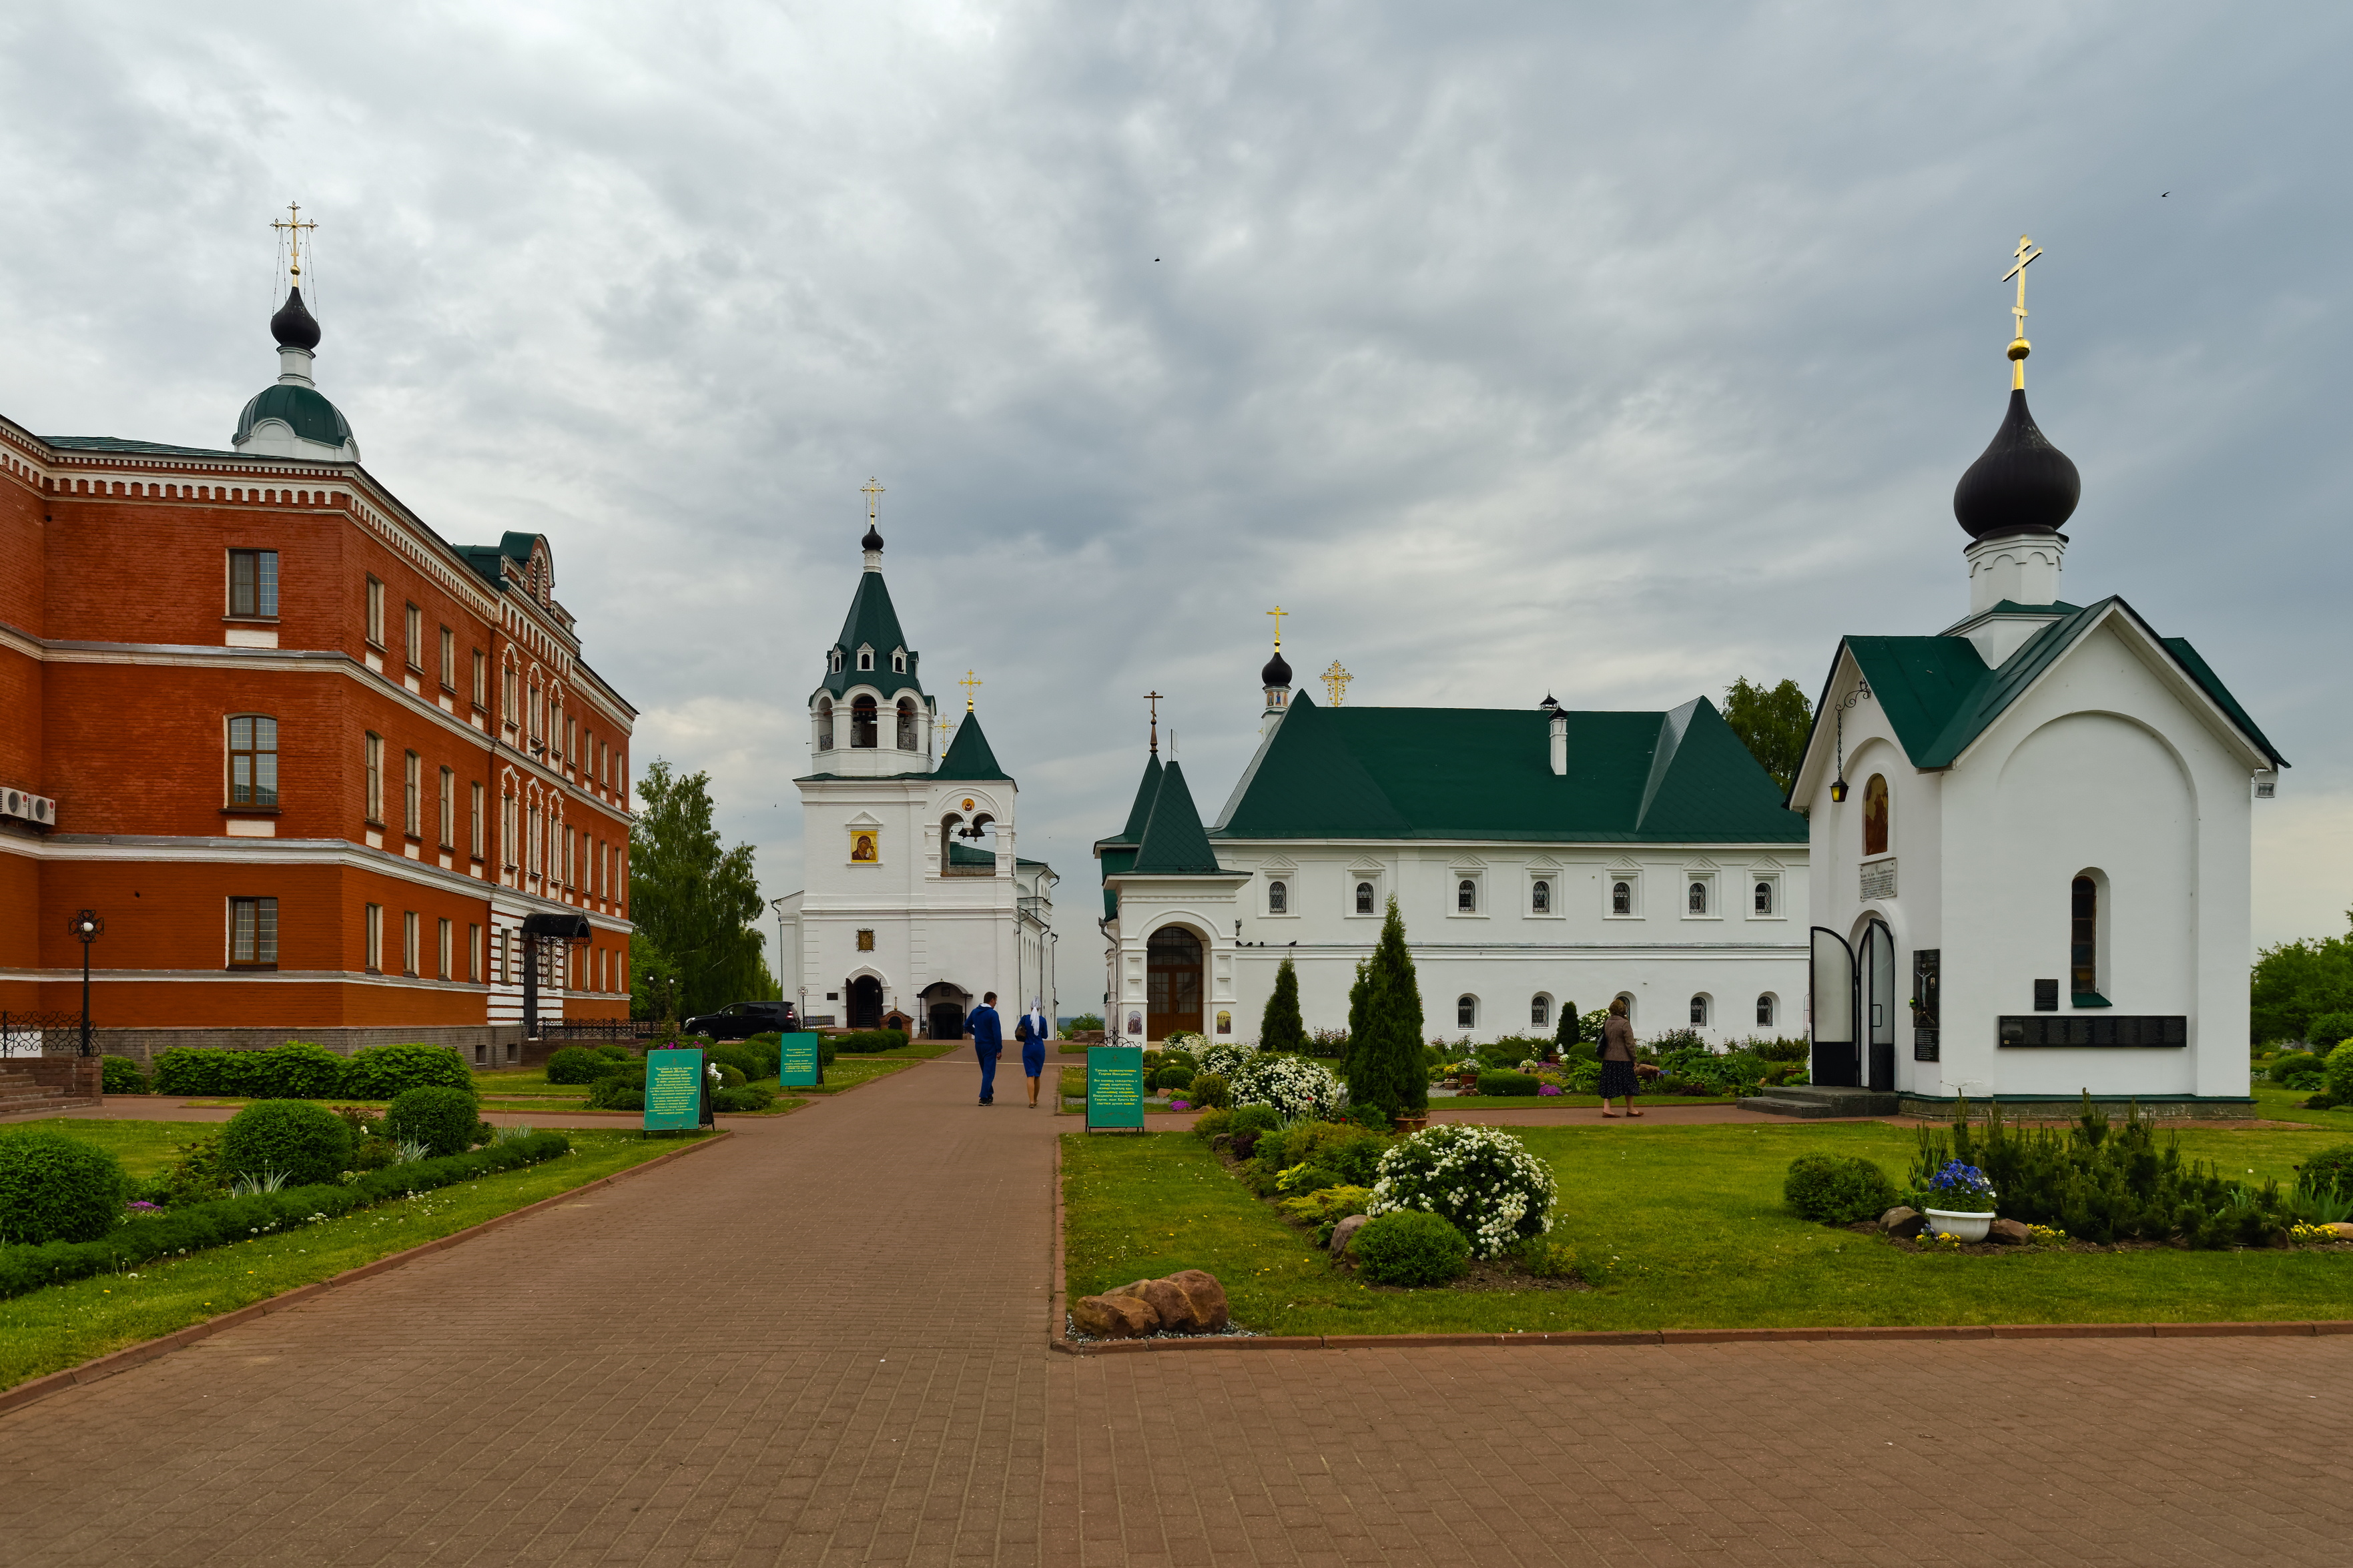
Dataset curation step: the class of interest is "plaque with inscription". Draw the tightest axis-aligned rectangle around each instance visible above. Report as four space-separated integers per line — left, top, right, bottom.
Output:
1859 859 1897 901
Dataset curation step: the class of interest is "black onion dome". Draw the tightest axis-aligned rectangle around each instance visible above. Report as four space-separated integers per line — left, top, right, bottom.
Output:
270 286 321 352
860 522 884 552
1261 647 1292 687
1953 388 2080 538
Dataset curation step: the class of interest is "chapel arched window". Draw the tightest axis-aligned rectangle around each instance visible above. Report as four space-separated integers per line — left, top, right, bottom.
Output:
896 699 918 750
1863 774 1890 857
1690 994 1709 1026
1532 879 1551 913
1268 879 1287 914
1531 995 1550 1028
1756 993 1776 1028
1754 881 1774 915
816 699 834 751
1457 879 1476 913
851 696 878 748
1689 881 1708 915
1355 882 1374 914
1612 881 1632 915
2071 875 2099 999
1457 995 1477 1028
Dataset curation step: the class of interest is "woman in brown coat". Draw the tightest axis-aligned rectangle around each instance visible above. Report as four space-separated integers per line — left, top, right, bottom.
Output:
1598 998 1642 1118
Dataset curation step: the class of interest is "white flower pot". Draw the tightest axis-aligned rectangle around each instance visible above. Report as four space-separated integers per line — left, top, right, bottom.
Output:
1923 1207 1994 1242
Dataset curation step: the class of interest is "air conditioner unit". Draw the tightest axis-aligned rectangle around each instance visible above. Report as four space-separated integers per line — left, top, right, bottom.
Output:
0 788 55 828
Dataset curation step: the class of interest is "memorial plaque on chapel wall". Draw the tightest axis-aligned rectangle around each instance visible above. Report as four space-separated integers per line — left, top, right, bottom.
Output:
644 1047 705 1130
1859 859 1897 901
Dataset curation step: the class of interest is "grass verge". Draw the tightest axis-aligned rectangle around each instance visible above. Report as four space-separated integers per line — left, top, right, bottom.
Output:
1061 1122 2353 1337
1434 1094 1741 1112
0 1126 706 1391
798 1056 918 1094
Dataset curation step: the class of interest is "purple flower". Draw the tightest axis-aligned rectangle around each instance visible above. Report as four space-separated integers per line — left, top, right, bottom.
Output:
1168 1100 1191 1112
1537 1084 1562 1097
126 1200 163 1212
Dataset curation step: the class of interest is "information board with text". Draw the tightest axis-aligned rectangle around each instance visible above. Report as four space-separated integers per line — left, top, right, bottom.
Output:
778 1032 824 1088
644 1047 705 1130
1086 1046 1145 1131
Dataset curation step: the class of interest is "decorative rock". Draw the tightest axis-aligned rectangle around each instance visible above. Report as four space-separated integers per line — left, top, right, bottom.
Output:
1987 1218 2031 1246
1879 1206 1925 1239
1072 1292 1159 1338
2327 1222 2353 1240
1136 1276 1205 1332
1166 1268 1231 1331
1329 1214 1371 1256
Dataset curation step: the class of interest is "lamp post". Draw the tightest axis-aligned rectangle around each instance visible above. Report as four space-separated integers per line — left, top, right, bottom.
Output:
66 909 103 1058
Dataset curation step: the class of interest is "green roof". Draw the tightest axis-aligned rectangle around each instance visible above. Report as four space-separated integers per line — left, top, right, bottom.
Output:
1094 753 1162 916
1818 597 2285 783
947 839 995 867
934 711 1008 781
234 383 352 448
43 436 245 457
1209 693 1803 844
813 572 924 702
1129 760 1225 873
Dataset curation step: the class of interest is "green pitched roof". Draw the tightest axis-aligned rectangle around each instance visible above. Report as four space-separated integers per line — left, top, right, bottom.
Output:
813 572 924 701
1129 760 1225 873
1209 693 1802 844
43 436 243 457
1820 597 2285 782
934 711 1009 781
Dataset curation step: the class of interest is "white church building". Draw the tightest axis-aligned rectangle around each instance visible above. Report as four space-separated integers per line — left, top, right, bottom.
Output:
1095 651 1814 1050
1791 244 2282 1113
773 517 1058 1037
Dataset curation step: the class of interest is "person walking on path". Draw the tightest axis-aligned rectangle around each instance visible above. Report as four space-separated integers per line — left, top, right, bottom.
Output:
967 992 1005 1106
1598 997 1642 1118
1015 998 1050 1108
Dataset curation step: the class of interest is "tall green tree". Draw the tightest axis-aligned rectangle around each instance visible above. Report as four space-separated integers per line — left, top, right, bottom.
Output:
629 759 773 1020
1722 677 1814 795
1346 897 1427 1118
2251 915 2353 1044
1259 956 1308 1054
1553 999 1582 1054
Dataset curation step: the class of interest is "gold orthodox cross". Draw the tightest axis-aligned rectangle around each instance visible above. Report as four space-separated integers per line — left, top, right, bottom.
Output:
1265 605 1287 649
270 201 318 283
862 476 885 521
1143 690 1163 753
935 713 950 749
2003 234 2042 388
1321 661 1351 706
960 669 982 712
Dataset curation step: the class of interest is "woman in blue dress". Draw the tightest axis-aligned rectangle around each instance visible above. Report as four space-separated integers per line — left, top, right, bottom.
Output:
1016 999 1050 1108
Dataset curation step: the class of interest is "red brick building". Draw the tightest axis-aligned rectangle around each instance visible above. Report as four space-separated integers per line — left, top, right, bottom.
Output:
0 284 635 1065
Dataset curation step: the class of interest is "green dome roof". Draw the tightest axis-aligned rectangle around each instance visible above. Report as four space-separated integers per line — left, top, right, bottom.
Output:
235 383 352 448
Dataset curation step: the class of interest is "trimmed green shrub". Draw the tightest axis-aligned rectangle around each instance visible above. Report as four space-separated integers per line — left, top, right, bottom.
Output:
1229 1104 1281 1136
385 1086 482 1157
2270 1050 2324 1084
1367 1124 1556 1257
251 1041 348 1098
712 1063 747 1089
0 1132 572 1299
2295 1143 2353 1196
1514 1235 1580 1279
1349 1102 1391 1131
713 1084 775 1112
1345 897 1428 1120
152 1134 230 1206
0 1130 130 1245
1269 1120 1389 1187
1783 1153 1900 1224
736 1037 781 1078
589 1060 648 1110
1351 1209 1470 1286
1189 1072 1231 1110
1259 956 1309 1056
1475 1070 1540 1097
1191 1108 1233 1140
709 1044 763 1082
220 1100 355 1188
344 1043 472 1100
100 1055 149 1094
2310 1013 2353 1053
151 1047 261 1097
1152 1066 1195 1092
835 1029 910 1052
2324 1042 2353 1106
545 1046 611 1084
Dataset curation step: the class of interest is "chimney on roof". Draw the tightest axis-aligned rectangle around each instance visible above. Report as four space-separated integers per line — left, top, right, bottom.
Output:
1543 696 1568 775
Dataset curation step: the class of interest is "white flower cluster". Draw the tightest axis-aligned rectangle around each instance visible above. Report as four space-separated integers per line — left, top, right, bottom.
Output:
1366 1124 1558 1258
1230 1054 1342 1120
1195 1039 1259 1081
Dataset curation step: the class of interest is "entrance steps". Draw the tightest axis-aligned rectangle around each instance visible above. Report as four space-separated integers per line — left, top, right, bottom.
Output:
0 1066 100 1116
1739 1084 1902 1119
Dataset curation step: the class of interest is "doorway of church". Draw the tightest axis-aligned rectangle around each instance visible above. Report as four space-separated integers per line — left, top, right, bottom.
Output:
1146 925 1204 1041
848 976 884 1030
929 1002 964 1042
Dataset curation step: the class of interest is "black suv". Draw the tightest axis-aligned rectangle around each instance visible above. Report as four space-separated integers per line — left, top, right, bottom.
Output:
680 1000 797 1040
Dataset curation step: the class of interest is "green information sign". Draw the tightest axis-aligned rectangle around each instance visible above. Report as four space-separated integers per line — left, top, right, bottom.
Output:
779 1031 824 1088
1086 1046 1145 1131
644 1047 705 1130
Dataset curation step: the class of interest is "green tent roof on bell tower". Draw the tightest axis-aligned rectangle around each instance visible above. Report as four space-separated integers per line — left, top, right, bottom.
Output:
934 710 1008 781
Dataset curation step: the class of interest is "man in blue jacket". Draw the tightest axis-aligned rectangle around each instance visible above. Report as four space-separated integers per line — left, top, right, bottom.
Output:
967 991 1004 1106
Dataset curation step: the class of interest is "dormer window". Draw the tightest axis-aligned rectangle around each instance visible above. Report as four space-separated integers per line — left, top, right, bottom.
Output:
829 650 843 674
858 647 874 671
892 648 907 673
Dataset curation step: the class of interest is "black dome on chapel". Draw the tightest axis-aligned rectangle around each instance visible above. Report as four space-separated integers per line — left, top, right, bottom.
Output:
1953 388 2079 538
861 522 884 552
1261 648 1292 687
270 286 321 352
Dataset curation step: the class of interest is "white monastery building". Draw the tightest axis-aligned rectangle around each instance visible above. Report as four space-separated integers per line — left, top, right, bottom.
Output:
1792 240 2283 1113
775 516 1056 1038
1095 647 1813 1048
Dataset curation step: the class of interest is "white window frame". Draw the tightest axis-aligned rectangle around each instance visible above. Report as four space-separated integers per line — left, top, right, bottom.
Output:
1447 862 1486 920
1456 994 1479 1030
1756 992 1778 1028
1747 867 1785 921
857 644 874 671
1604 869 1643 920
1682 869 1720 921
1530 992 1553 1029
892 647 907 673
1345 867 1383 919
1261 863 1299 919
1689 992 1712 1028
1526 863 1564 919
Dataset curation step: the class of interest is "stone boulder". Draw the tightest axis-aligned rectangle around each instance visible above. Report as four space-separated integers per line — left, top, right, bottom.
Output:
1072 1292 1159 1338
1987 1218 2031 1246
1165 1268 1230 1332
2326 1222 2353 1240
1879 1206 1924 1239
1329 1214 1370 1256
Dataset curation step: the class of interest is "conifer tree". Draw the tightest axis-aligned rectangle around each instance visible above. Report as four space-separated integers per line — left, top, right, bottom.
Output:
1554 999 1581 1055
1346 897 1427 1118
1259 956 1309 1055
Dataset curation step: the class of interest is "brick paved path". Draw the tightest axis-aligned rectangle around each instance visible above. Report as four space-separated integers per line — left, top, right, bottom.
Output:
5 1054 2350 1566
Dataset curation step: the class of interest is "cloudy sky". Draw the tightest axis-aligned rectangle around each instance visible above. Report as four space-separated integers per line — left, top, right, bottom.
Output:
4 3 2348 953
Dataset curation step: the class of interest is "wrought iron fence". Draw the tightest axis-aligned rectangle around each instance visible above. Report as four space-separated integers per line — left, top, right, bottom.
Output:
529 1018 664 1043
0 1011 93 1058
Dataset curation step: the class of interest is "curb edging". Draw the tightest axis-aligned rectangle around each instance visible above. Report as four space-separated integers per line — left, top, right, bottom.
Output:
1054 1318 2353 1355
0 1130 734 1420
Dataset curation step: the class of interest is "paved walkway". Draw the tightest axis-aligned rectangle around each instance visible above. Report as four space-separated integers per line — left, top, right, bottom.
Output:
2 1055 2348 1565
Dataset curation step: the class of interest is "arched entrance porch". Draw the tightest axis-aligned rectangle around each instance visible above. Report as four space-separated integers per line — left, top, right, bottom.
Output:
1146 925 1204 1040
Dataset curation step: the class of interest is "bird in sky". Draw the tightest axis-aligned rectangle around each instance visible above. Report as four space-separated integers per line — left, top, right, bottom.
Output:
2161 191 2169 197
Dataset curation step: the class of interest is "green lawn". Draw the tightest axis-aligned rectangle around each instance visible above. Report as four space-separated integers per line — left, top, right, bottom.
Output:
797 1056 918 1094
1435 1094 1740 1112
0 1124 712 1390
1061 1122 2353 1336
2249 1084 2353 1132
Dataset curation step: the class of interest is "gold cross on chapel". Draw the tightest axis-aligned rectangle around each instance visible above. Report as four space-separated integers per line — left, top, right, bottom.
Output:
959 669 982 712
1143 690 1162 753
270 201 318 283
2003 234 2043 388
862 477 885 521
1321 661 1351 706
1265 605 1287 648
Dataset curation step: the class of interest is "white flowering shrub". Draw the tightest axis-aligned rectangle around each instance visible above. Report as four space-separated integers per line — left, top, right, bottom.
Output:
1367 1124 1557 1258
1196 1039 1259 1082
1229 1054 1343 1120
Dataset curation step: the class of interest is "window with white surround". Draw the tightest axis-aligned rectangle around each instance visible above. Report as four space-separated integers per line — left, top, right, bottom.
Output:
1531 878 1552 915
892 647 907 673
470 782 484 858
228 549 278 618
440 627 456 690
228 897 278 967
1753 877 1776 916
365 903 384 971
364 733 383 823
404 751 421 836
1268 879 1288 914
438 917 453 979
469 923 483 982
1351 877 1379 916
1457 994 1477 1028
1615 991 1637 1024
1756 993 1776 1027
365 576 384 647
858 645 874 671
228 715 278 807
1684 870 1718 919
1606 871 1642 918
472 649 487 709
1531 994 1551 1028
1690 994 1710 1026
404 603 423 671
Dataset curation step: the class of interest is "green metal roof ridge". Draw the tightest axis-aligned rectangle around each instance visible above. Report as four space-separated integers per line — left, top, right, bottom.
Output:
43 436 247 456
1128 759 1224 874
1913 601 2110 767
1208 693 1306 831
934 710 1009 781
2161 636 2286 767
1633 699 1698 828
